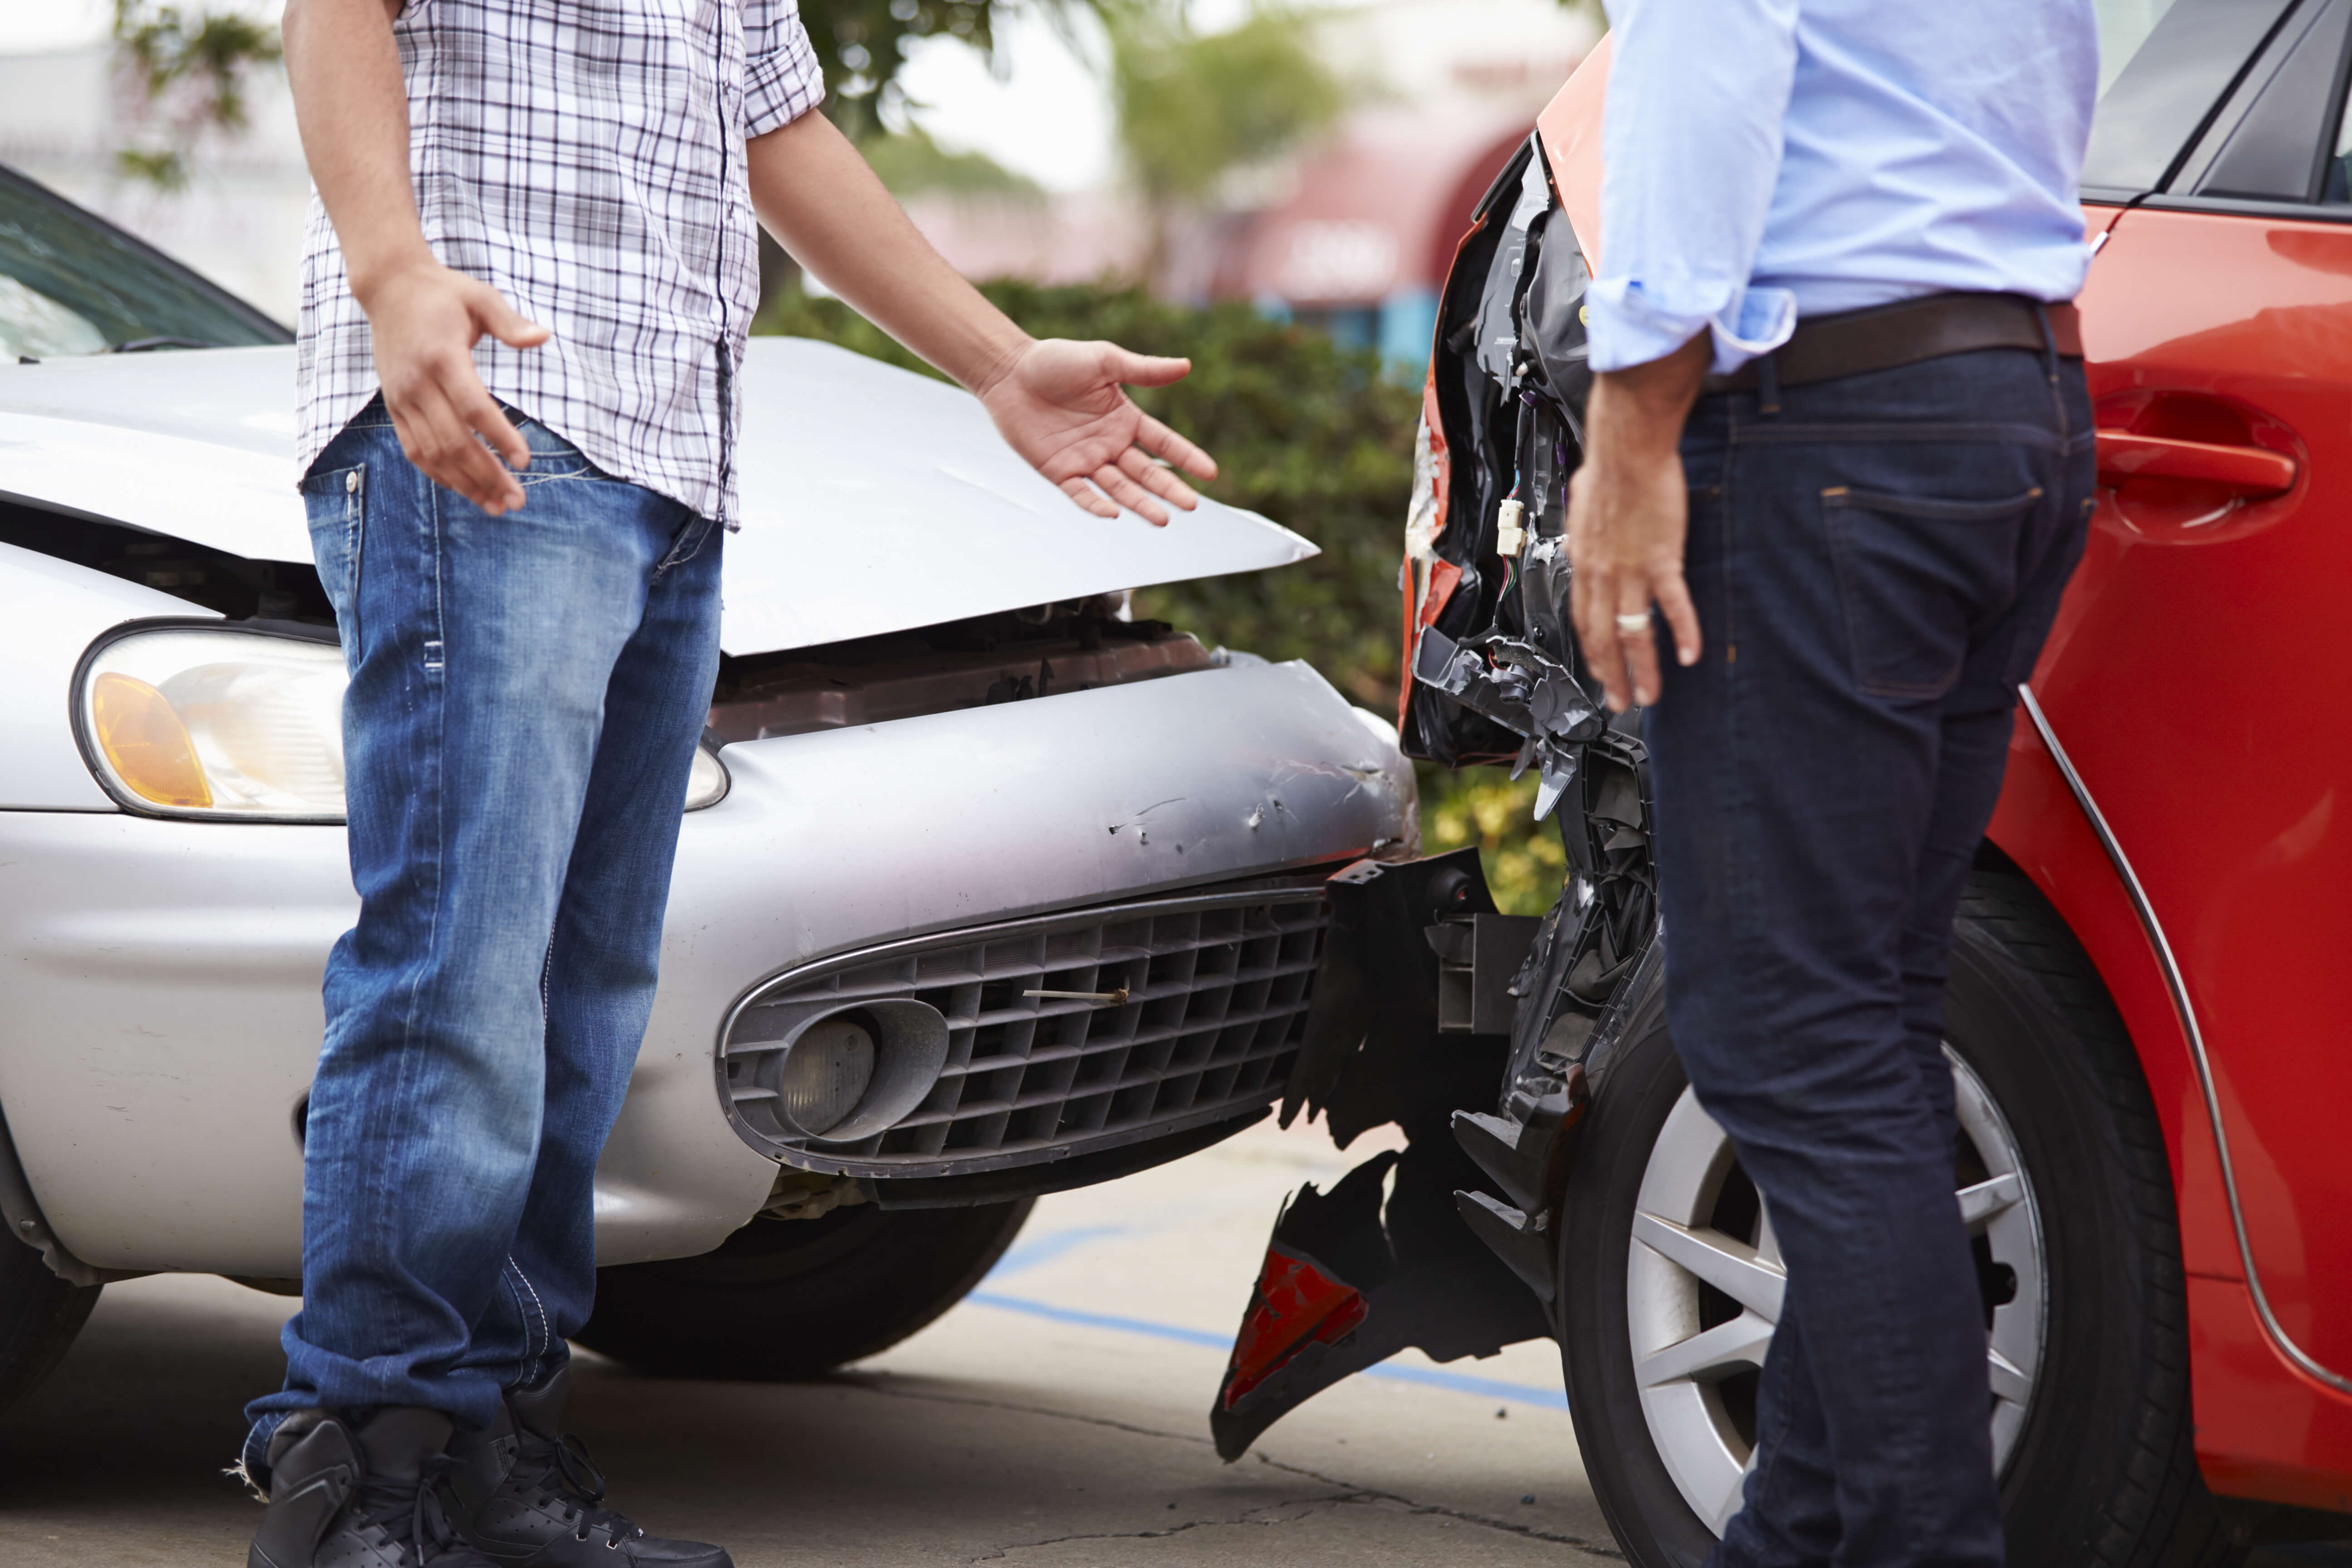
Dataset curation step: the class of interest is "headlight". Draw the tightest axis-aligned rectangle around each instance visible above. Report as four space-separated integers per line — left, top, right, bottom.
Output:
78 622 732 822
78 626 348 820
684 740 730 811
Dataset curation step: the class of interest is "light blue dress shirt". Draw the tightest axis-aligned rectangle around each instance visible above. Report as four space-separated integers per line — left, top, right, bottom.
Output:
1585 0 2100 375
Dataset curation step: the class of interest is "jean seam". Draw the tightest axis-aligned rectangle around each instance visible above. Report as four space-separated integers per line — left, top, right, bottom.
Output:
499 1267 532 1388
370 466 449 1404
345 473 368 663
506 1255 551 1364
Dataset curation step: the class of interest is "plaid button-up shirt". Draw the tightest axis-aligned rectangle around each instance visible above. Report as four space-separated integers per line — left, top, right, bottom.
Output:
296 0 826 525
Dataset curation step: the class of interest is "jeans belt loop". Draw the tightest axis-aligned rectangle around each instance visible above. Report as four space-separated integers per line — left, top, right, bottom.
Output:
1755 349 1781 417
2033 302 2060 387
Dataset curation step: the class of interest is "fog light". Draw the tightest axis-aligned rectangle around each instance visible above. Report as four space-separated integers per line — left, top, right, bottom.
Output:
777 1015 875 1136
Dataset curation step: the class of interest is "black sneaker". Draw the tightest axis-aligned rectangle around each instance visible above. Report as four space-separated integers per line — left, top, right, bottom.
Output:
444 1366 731 1567
250 1406 500 1568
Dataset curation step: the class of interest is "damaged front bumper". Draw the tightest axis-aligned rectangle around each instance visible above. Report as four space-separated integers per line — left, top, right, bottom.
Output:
1204 113 1674 1460
1208 715 1661 1460
0 657 1413 1278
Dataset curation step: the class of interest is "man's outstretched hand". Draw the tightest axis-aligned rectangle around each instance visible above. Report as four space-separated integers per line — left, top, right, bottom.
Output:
975 339 1218 526
745 115 1215 524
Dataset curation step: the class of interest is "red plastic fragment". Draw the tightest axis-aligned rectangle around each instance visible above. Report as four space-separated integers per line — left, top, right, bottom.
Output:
1220 1245 1369 1409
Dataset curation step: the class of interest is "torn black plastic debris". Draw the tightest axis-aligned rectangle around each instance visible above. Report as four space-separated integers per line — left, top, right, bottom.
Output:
1411 625 1603 820
1209 1137 1551 1461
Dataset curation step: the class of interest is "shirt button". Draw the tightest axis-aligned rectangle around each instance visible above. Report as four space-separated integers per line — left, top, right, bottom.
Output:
346 470 360 494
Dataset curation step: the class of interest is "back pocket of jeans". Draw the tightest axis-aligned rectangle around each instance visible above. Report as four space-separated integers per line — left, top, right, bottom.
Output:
1821 483 2041 701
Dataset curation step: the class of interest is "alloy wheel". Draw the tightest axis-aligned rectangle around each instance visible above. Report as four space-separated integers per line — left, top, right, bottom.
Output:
1622 1048 2047 1533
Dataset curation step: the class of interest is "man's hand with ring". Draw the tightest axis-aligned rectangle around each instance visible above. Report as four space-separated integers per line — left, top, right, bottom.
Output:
1567 332 1712 711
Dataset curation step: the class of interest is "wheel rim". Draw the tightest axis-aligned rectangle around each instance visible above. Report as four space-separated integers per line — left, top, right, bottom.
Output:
1623 1047 2046 1534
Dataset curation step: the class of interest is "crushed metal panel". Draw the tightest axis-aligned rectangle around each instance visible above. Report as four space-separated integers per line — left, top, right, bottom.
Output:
0 342 1321 659
723 339 1316 653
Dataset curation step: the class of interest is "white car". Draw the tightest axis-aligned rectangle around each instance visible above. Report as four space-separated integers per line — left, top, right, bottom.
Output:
0 165 1415 1404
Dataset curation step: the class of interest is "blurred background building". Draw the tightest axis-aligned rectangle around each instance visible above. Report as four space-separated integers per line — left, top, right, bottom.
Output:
0 0 1592 372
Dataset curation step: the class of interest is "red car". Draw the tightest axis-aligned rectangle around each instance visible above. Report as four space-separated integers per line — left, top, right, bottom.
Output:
1213 4 2352 1563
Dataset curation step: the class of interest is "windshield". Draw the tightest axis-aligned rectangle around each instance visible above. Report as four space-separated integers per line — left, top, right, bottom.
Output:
0 165 290 359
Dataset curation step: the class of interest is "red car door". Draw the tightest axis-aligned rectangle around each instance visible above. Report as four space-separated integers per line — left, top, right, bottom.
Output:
2041 0 2352 1380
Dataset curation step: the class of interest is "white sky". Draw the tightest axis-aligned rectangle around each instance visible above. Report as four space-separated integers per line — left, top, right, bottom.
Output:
895 9 1117 192
0 0 1197 194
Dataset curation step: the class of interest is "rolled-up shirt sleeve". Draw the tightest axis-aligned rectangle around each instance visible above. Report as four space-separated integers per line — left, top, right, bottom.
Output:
1587 0 1800 374
744 0 827 138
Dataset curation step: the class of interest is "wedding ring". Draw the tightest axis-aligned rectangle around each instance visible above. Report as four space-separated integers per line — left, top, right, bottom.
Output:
1615 612 1652 633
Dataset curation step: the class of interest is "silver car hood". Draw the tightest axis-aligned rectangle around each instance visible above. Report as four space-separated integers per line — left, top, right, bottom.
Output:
0 340 1315 654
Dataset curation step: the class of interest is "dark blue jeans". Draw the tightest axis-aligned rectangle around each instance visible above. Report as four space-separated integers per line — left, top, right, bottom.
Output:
1647 344 2092 1567
243 399 724 1478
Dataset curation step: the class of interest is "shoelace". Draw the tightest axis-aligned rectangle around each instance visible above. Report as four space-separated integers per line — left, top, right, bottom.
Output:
348 1453 469 1568
514 1430 644 1544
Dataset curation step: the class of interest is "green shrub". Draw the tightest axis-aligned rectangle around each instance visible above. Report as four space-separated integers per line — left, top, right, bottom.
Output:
755 280 1562 913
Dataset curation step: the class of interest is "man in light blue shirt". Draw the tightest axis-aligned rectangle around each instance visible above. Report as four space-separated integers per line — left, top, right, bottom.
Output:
1563 3 2098 1564
1585 0 2094 382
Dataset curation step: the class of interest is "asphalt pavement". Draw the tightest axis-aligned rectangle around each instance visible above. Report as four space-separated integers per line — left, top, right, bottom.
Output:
0 1115 1617 1567
7 1111 2342 1567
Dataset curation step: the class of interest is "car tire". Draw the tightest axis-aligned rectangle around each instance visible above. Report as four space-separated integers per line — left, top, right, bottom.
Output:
575 1197 1031 1379
0 1234 100 1416
1556 870 2249 1568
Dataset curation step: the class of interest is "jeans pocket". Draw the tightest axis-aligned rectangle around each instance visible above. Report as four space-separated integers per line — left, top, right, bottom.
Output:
302 462 366 662
653 512 717 577
1821 483 2042 701
497 402 608 486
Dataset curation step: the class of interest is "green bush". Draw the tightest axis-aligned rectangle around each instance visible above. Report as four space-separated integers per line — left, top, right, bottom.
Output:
755 280 1562 913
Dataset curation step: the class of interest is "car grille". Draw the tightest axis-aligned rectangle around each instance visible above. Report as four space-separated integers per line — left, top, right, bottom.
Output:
718 887 1329 1178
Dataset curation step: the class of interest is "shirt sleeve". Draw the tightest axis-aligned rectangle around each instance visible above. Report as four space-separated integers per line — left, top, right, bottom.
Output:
1585 0 1801 375
744 0 827 138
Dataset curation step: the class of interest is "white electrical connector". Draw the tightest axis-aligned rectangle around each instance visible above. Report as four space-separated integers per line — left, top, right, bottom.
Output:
1495 496 1525 558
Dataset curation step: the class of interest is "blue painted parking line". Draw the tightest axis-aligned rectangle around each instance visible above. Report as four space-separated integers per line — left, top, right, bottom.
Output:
965 1289 1568 1410
967 1291 1230 1349
984 1225 1131 1280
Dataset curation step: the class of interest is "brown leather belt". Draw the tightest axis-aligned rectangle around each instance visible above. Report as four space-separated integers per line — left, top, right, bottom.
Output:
1703 291 2082 396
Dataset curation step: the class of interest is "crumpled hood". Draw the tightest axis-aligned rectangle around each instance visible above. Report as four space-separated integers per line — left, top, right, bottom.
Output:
0 338 1316 653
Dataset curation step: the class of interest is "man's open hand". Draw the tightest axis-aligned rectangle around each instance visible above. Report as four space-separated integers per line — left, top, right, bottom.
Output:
362 260 549 515
977 339 1218 526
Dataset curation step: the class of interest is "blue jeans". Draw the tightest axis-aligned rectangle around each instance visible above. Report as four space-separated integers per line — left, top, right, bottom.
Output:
1646 343 2093 1567
243 398 724 1477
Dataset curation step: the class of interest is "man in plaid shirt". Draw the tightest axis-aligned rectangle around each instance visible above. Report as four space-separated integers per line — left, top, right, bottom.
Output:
243 2 1217 1564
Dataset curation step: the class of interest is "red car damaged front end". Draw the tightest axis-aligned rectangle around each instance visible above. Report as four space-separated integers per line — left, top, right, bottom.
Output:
1209 56 1650 1462
1211 16 2352 1561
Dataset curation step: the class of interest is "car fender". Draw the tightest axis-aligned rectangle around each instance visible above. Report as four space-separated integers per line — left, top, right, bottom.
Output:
1991 696 2352 1508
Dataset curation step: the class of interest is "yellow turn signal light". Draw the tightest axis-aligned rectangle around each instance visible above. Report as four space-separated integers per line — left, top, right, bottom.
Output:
91 671 212 808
